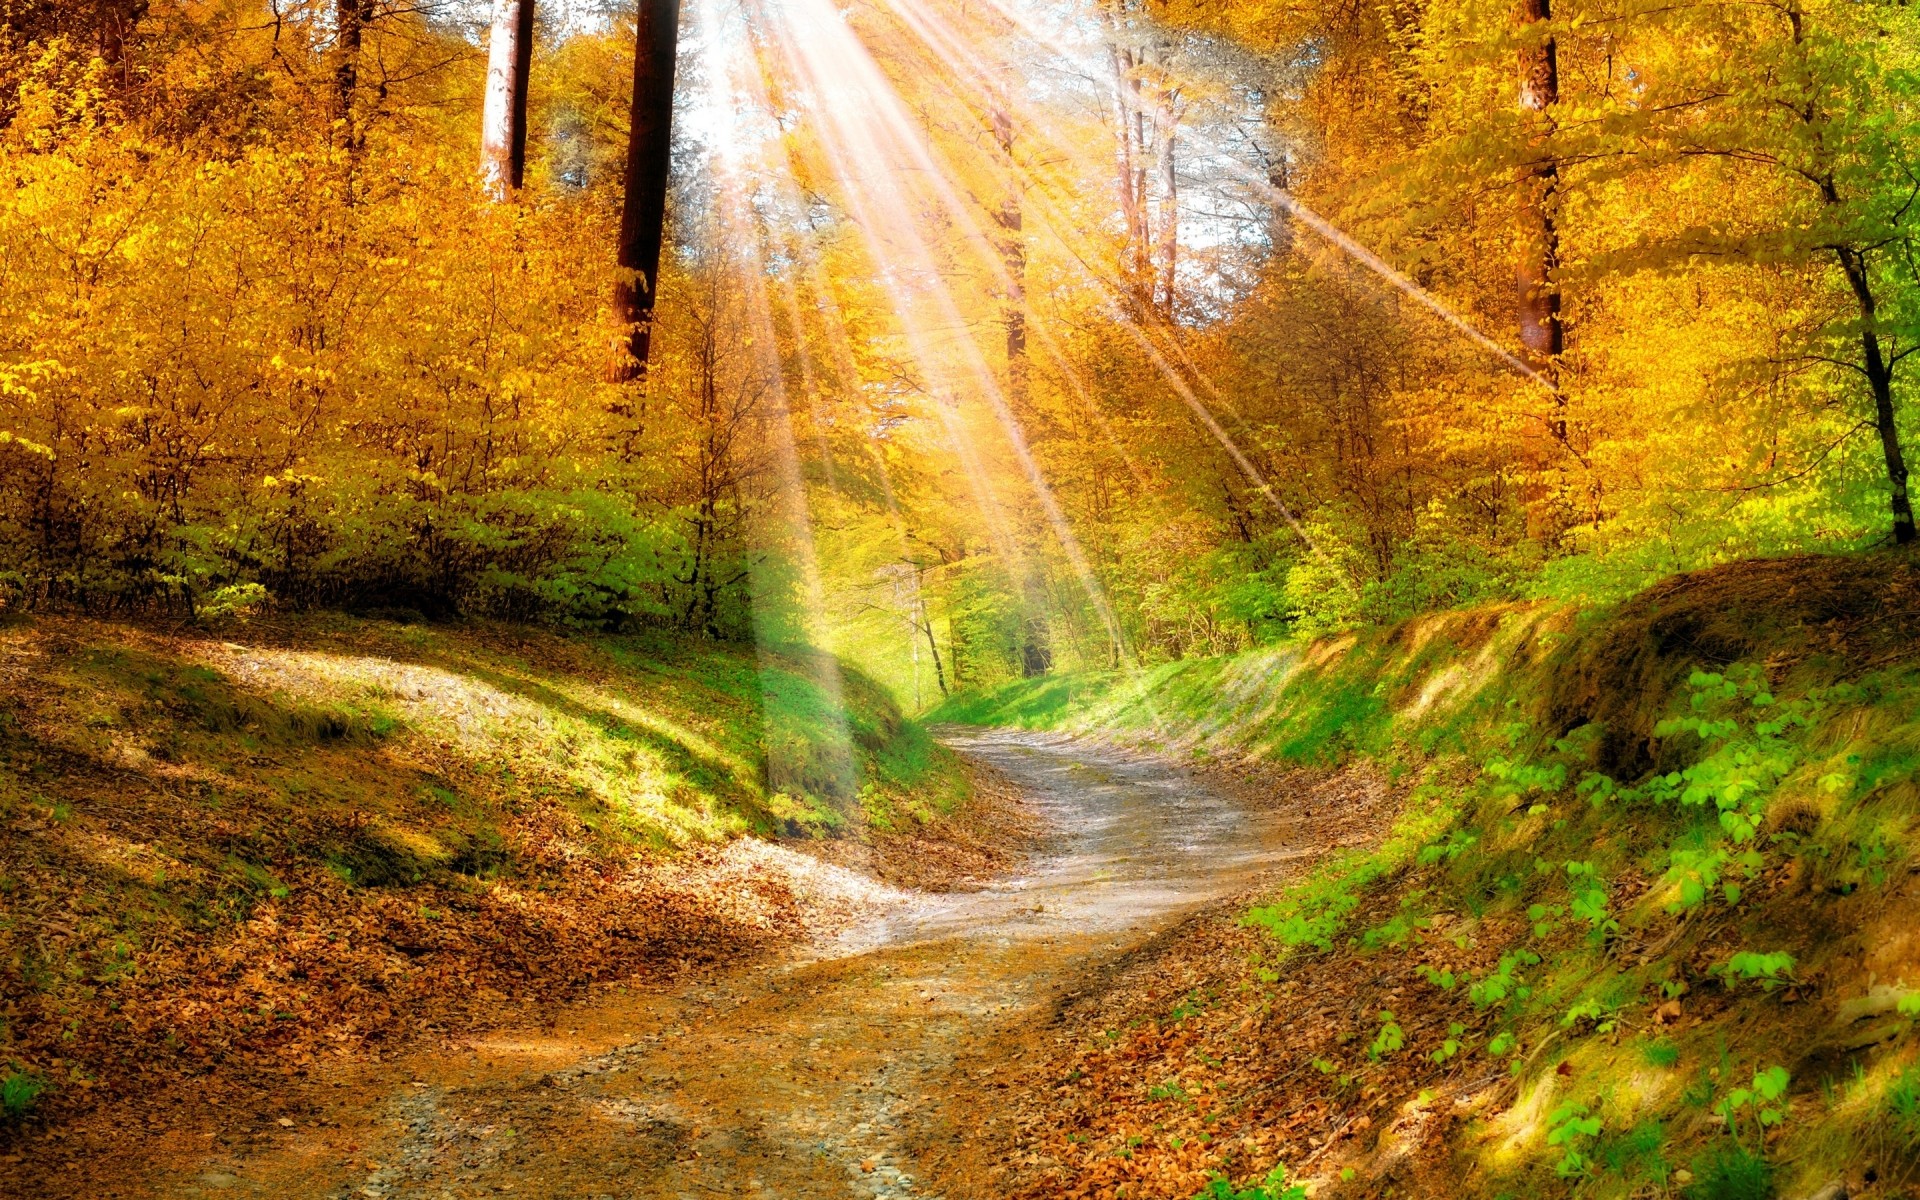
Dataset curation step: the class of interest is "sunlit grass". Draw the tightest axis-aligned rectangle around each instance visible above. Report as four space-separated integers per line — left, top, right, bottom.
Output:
5 615 957 854
933 560 1920 1195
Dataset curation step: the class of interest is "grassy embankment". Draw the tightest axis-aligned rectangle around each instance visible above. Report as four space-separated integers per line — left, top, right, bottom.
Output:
933 553 1920 1200
0 614 967 1130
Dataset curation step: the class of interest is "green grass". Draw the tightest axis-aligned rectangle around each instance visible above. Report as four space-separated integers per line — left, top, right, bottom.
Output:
1685 1144 1773 1200
10 615 964 859
934 552 1920 1197
0 613 972 1123
1 1070 43 1119
927 670 1126 728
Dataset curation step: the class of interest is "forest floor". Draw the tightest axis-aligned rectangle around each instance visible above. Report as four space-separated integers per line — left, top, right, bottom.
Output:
10 728 1368 1200
0 614 975 1192
20 554 1917 1200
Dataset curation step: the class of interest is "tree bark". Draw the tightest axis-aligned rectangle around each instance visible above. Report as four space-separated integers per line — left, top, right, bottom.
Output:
1155 66 1178 320
989 94 1027 404
917 594 948 696
94 0 145 86
990 88 1051 675
1021 613 1053 677
608 0 682 382
1837 247 1917 544
1110 44 1153 319
480 0 535 197
331 0 371 149
1514 0 1562 372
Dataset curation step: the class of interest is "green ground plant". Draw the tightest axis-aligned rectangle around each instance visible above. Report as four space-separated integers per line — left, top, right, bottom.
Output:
1686 1144 1773 1200
1 1069 42 1119
936 552 1920 1196
1192 1164 1308 1200
1884 1062 1920 1147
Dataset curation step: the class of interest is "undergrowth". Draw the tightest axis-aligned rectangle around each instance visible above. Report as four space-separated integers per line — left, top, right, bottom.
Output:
939 551 1920 1198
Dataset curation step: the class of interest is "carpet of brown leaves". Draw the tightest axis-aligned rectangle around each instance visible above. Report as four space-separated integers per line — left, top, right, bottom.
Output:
914 759 1494 1200
0 616 1007 1157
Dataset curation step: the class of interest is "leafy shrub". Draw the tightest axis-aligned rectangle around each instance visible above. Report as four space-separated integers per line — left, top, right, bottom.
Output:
1430 1022 1466 1063
1547 1101 1603 1176
1717 952 1797 991
1368 1010 1405 1060
1718 1066 1791 1140
1579 666 1818 913
1469 950 1541 1008
197 582 271 621
1148 1078 1189 1101
1244 851 1374 952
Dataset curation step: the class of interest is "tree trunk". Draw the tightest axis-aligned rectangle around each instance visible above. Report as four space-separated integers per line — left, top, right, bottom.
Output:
95 0 146 86
1132 91 1152 314
1837 247 1917 544
918 595 948 696
1021 613 1053 677
331 0 370 149
608 0 682 382
1155 68 1178 320
1267 151 1293 254
1110 45 1152 319
1514 0 1562 373
989 93 1027 404
480 0 535 197
989 85 1050 674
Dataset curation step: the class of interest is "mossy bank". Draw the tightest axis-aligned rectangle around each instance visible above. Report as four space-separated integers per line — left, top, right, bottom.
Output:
0 613 969 1132
934 551 1920 1200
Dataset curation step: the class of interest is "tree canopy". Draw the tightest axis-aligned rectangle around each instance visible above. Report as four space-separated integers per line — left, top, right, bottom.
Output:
0 0 1913 705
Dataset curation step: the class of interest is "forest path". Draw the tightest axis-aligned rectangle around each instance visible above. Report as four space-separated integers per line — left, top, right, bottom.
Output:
144 730 1294 1200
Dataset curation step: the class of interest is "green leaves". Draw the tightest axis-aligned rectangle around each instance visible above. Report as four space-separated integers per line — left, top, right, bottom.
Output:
1193 1164 1306 1200
1469 950 1541 1008
1717 951 1797 990
1546 1101 1603 1176
1368 1010 1406 1060
1719 1065 1792 1136
0 1070 44 1119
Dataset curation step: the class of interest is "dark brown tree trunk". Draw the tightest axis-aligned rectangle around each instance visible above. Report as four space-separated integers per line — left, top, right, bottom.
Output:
1514 0 1562 373
917 595 948 696
1021 614 1053 678
608 0 682 382
480 0 535 196
95 0 145 85
1837 247 1917 544
0 1 144 77
332 0 370 149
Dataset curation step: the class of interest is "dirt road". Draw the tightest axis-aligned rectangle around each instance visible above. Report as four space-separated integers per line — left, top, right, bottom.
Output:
59 730 1292 1200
